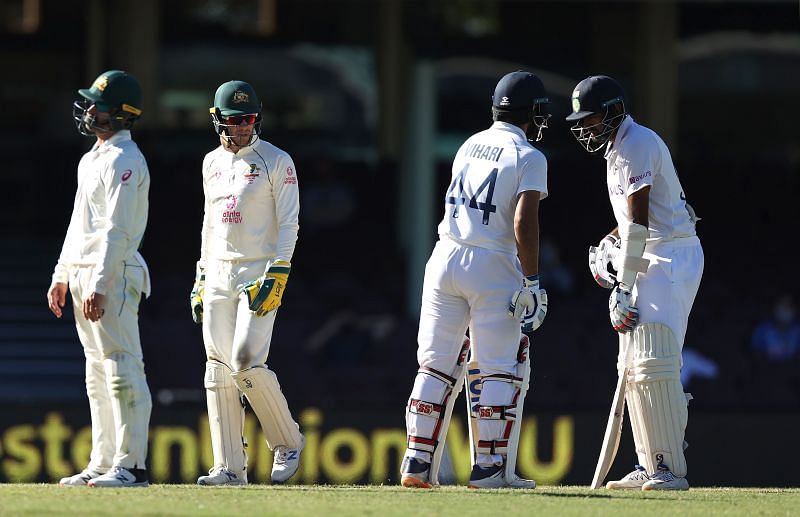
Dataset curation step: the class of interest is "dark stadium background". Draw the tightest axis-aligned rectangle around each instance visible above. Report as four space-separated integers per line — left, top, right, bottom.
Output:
0 0 798 486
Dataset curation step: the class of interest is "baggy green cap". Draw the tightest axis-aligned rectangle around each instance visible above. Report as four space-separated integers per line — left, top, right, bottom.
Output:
212 80 260 116
78 70 143 116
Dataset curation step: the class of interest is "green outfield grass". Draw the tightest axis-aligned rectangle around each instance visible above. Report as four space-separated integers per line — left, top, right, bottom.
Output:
0 485 797 516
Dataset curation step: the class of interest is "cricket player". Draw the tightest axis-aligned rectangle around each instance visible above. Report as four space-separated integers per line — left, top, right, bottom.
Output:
47 70 152 487
191 80 304 486
400 71 550 489
567 75 703 490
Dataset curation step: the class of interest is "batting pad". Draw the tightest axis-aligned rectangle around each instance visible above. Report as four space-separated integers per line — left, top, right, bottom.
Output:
104 352 152 468
204 360 247 475
626 323 689 477
415 337 471 485
231 366 303 450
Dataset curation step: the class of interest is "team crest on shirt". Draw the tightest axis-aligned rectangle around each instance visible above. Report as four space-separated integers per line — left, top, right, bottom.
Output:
244 163 261 184
284 166 297 185
571 89 581 113
232 91 249 103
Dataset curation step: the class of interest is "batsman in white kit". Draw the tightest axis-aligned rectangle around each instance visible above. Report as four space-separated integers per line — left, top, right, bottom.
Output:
47 70 152 487
191 80 304 486
566 75 703 490
400 71 550 489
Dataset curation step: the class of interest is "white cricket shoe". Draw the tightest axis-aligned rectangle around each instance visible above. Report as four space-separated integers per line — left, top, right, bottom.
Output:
87 466 149 488
400 456 432 489
468 464 536 489
197 466 248 486
642 469 689 491
606 465 650 489
271 436 304 484
59 468 105 487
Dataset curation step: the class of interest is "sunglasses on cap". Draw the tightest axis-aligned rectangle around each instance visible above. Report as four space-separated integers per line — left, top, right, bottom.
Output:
222 113 258 125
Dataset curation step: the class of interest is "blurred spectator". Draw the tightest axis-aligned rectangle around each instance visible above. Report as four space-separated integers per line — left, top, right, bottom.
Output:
539 237 575 294
750 294 800 362
681 347 719 389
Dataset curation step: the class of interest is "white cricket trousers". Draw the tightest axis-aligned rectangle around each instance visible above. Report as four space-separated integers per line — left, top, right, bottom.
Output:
69 261 152 471
417 238 523 376
620 236 704 365
202 259 277 371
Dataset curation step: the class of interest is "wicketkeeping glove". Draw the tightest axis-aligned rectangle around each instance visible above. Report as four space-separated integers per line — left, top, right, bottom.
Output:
190 270 205 324
588 234 619 289
242 260 291 316
609 284 638 333
509 275 548 333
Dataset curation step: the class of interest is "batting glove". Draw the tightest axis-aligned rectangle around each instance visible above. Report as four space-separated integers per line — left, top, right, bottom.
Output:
190 270 205 324
588 234 619 289
509 275 548 333
242 260 291 316
608 284 638 333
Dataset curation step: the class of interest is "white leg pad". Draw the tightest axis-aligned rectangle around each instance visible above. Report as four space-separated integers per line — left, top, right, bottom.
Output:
103 352 152 469
626 323 689 477
410 337 470 485
468 335 531 479
204 360 247 475
231 366 303 450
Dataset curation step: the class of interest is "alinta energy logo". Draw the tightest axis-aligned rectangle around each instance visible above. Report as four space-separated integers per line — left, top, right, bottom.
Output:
284 166 297 185
222 195 242 224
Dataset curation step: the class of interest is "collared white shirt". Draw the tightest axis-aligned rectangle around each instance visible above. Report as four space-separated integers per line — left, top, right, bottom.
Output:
437 121 547 254
604 116 696 243
199 138 299 266
53 130 150 295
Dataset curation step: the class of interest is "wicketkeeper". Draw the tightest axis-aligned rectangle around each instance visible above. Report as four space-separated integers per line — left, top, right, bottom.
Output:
192 80 304 486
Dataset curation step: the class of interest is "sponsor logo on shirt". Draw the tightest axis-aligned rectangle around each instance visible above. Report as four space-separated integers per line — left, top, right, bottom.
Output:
629 170 652 184
222 195 242 224
608 184 624 196
284 166 297 185
121 170 132 183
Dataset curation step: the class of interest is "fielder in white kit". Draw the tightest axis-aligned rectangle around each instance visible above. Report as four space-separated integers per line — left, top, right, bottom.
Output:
191 80 304 486
566 75 703 490
400 71 550 489
48 70 152 488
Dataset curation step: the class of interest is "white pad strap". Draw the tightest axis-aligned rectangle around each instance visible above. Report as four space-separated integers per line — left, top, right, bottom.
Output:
615 223 648 287
626 323 689 477
204 360 247 474
231 366 303 450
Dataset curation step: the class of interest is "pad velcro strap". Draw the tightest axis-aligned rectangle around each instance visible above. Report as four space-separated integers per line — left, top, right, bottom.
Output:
408 435 437 453
477 404 517 421
419 366 456 388
477 439 509 456
481 373 523 387
408 398 444 419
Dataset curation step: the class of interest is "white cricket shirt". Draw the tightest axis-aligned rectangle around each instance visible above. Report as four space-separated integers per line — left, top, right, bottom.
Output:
199 138 299 267
52 130 150 295
437 122 548 254
604 116 696 244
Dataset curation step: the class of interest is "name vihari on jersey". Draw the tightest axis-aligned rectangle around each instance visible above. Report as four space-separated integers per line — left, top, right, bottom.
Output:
464 143 504 162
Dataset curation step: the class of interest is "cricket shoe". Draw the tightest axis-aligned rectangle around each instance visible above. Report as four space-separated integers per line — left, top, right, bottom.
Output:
88 466 149 488
271 435 305 484
59 468 105 487
400 457 432 489
468 464 536 489
642 469 689 491
197 466 248 486
606 465 650 489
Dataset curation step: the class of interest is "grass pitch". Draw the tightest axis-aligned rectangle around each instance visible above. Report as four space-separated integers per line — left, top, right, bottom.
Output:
0 485 797 516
